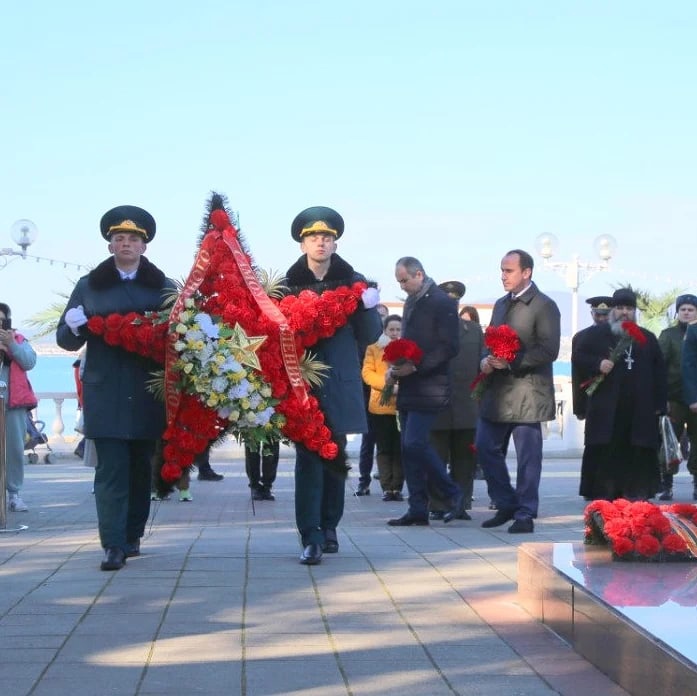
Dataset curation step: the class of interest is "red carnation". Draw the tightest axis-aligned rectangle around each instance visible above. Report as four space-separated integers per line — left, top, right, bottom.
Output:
383 338 423 365
470 324 521 401
621 321 647 346
380 338 423 405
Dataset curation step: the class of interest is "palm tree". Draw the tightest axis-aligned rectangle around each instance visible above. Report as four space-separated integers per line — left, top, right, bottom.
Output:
25 292 71 339
614 284 684 335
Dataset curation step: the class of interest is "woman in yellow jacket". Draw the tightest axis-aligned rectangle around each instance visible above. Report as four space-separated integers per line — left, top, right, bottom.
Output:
362 315 404 501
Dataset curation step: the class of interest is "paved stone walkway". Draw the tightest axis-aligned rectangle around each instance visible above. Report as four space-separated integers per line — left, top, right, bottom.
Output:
4 442 680 695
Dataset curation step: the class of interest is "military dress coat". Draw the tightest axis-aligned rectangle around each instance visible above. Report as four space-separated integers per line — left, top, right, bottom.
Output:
284 253 382 435
478 282 561 424
56 256 176 441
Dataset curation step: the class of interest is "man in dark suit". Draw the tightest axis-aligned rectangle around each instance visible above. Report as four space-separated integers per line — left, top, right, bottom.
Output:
476 249 561 534
57 206 176 570
386 258 464 527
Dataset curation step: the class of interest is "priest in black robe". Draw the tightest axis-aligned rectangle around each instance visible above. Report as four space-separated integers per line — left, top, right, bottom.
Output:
571 288 667 500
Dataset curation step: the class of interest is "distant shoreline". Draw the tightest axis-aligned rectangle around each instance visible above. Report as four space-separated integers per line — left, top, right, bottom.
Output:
34 344 79 357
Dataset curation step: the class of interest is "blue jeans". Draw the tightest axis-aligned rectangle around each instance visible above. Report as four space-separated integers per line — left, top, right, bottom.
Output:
399 410 460 518
475 418 543 520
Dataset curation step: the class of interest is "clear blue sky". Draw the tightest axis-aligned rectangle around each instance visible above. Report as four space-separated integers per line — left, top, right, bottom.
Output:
2 1 696 329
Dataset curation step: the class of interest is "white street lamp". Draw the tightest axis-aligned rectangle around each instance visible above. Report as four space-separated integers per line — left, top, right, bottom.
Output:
2 219 87 271
534 233 617 336
1 219 39 268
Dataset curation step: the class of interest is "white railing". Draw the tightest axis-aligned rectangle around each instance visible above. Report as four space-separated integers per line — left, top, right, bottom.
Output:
34 381 584 456
34 392 78 442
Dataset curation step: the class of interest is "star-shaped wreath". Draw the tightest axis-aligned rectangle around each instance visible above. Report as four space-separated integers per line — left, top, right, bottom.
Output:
86 193 368 483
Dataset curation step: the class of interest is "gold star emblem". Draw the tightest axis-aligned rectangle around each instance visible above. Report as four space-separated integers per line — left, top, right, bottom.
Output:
229 322 267 370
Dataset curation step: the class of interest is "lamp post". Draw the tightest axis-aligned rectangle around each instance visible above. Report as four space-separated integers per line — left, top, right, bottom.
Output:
534 233 617 337
2 219 87 271
0 219 38 268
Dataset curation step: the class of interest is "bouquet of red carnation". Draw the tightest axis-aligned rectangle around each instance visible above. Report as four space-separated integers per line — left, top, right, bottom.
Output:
380 338 423 406
470 324 521 401
581 321 648 396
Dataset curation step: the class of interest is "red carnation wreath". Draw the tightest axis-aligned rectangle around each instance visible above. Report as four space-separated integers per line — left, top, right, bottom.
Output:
584 498 697 562
86 195 368 483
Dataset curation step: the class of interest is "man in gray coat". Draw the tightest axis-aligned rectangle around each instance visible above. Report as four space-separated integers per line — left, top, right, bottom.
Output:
476 249 560 533
57 205 176 570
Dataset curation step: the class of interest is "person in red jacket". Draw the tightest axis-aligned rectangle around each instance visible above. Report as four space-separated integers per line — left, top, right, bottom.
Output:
0 302 37 512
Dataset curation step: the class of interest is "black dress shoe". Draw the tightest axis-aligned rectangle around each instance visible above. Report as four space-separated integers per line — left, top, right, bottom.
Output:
322 529 339 553
101 547 126 571
443 489 465 523
456 510 472 521
198 469 224 481
125 540 140 557
382 491 394 501
299 543 323 565
429 510 445 520
392 491 404 501
354 485 370 496
508 518 534 534
387 513 429 526
481 509 515 528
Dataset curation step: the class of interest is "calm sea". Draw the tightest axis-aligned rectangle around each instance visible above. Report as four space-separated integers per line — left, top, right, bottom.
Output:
28 355 572 437
30 355 80 433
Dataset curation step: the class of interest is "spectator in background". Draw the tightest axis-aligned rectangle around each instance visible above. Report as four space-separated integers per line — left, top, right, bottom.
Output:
428 282 483 521
362 313 404 501
57 205 176 571
0 302 37 512
72 355 85 458
245 441 279 501
659 293 697 500
193 444 224 481
681 311 697 497
571 296 613 421
459 305 480 325
355 303 389 496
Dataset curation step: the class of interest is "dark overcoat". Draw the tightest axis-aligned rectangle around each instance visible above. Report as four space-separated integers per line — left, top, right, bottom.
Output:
284 254 382 435
479 282 560 423
432 318 483 430
56 256 176 440
682 322 697 406
658 323 687 402
396 282 460 412
572 322 667 447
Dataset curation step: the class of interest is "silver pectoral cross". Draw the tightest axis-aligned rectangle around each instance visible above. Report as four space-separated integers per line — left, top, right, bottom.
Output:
624 347 634 370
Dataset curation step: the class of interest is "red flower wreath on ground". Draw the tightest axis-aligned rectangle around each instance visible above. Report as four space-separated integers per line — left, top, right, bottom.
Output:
584 498 697 562
86 193 368 482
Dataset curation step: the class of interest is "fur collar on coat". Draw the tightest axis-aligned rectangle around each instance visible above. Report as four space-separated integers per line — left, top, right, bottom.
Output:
88 256 167 291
